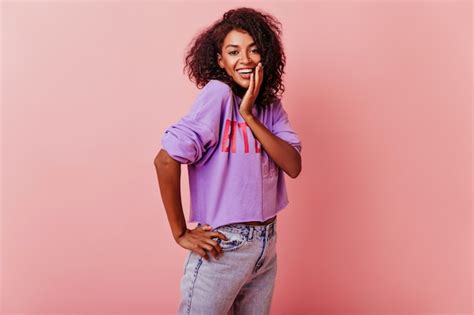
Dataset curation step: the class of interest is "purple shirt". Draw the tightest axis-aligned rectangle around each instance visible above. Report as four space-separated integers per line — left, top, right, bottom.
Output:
161 79 302 229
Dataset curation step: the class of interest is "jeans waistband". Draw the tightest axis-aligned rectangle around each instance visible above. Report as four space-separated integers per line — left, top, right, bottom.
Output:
213 218 277 241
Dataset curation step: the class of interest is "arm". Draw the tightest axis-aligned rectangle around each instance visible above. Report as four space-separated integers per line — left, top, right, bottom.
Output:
242 113 302 178
156 80 229 243
154 149 188 242
238 63 302 178
154 148 226 260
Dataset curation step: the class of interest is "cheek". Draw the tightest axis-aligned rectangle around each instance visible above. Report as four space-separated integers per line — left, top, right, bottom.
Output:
224 67 234 77
226 64 236 73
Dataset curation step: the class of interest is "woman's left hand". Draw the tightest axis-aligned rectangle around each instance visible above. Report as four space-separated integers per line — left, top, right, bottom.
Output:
239 62 264 118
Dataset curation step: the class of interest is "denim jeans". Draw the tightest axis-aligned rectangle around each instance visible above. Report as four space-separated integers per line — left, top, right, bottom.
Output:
178 218 278 315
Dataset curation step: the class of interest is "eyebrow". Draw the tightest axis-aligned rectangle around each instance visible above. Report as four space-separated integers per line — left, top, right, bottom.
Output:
225 42 257 49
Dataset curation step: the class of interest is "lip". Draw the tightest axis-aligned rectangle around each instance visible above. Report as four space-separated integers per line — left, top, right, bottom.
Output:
237 72 252 80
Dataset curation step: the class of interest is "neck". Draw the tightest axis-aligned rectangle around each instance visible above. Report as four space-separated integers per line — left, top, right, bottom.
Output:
230 81 246 99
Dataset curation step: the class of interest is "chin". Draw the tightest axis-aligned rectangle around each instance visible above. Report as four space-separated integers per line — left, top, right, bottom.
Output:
234 79 250 88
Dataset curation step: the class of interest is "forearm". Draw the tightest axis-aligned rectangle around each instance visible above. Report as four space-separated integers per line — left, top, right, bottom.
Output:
242 113 301 178
154 149 188 242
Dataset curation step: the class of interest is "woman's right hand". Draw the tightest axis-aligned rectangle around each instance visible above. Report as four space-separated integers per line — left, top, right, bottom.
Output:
176 224 228 261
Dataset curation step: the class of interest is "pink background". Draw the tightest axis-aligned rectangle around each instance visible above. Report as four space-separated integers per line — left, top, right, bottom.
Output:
1 1 472 315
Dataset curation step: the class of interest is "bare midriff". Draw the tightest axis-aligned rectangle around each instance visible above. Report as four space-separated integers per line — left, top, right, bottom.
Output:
233 215 277 226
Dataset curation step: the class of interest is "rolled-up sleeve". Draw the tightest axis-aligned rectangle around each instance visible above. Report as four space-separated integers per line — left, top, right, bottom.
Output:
161 80 230 165
271 99 302 154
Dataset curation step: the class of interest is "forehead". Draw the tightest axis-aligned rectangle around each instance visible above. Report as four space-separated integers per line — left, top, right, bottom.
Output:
223 30 256 48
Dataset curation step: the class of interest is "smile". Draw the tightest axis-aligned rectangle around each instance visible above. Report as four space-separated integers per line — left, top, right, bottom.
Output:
236 68 254 80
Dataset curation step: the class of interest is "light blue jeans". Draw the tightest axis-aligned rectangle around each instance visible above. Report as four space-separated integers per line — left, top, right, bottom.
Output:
178 218 278 315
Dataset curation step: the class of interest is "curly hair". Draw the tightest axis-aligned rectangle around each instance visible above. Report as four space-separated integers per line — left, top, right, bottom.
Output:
183 7 286 110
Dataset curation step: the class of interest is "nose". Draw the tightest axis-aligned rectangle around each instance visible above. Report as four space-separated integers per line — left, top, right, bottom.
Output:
240 51 251 63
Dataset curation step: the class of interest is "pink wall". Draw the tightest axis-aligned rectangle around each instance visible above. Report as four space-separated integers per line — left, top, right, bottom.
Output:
1 1 471 315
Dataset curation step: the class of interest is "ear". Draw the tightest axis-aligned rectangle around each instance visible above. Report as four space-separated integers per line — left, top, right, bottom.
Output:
217 53 224 69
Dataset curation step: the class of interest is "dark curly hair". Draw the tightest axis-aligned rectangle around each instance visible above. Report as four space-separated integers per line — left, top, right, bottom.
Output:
183 7 286 110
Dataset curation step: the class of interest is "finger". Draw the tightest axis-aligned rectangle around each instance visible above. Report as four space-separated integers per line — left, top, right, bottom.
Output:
201 224 212 230
200 242 213 252
209 231 228 241
249 70 255 93
203 237 219 247
258 63 264 89
203 238 223 258
255 64 260 92
196 248 209 260
202 243 221 260
210 246 221 259
200 244 214 260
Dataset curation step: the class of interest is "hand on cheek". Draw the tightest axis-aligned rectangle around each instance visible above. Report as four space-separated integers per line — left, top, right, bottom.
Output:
239 62 264 117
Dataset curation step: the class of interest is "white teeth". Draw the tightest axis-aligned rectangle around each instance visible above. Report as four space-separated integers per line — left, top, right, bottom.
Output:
237 69 253 74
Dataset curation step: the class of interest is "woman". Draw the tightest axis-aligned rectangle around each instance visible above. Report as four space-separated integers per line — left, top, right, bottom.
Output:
154 7 302 314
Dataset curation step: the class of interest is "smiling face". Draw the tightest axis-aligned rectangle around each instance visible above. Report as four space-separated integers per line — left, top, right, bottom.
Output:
217 29 262 89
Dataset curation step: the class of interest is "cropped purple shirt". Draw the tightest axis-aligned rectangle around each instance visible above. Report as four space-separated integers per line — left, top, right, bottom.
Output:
161 79 302 229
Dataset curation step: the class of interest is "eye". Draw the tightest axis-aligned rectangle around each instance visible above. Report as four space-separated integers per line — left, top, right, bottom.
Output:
228 49 259 56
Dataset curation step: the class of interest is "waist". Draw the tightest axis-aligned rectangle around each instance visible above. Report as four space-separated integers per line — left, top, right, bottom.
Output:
233 215 277 226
